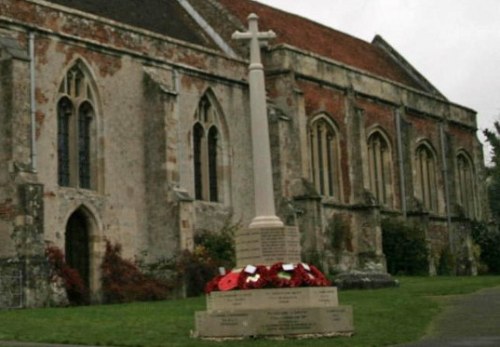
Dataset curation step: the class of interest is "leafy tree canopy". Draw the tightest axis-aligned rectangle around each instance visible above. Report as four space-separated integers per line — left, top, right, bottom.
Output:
484 121 500 222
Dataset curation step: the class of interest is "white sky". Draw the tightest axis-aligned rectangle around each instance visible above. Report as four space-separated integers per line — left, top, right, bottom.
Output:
257 0 500 163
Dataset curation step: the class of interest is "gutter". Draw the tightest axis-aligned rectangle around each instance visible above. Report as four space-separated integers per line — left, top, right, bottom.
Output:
440 122 453 249
395 107 407 218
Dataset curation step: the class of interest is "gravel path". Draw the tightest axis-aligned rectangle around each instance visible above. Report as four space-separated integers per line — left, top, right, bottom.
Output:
398 286 500 347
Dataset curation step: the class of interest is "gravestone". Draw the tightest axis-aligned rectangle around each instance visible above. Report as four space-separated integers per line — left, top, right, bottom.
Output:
194 14 353 339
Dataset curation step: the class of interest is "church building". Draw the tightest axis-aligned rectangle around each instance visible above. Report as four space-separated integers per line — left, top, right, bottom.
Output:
0 0 489 306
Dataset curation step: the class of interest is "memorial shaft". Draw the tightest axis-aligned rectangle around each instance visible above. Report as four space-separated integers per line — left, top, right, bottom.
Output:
233 14 283 229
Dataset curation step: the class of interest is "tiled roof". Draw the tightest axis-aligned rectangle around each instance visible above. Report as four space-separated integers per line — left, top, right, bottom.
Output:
45 0 216 48
217 0 425 90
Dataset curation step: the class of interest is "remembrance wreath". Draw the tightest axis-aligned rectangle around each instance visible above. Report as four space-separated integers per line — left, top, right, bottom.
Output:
204 262 331 294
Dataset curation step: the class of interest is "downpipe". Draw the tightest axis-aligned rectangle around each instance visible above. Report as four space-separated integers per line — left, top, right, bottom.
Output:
29 32 37 172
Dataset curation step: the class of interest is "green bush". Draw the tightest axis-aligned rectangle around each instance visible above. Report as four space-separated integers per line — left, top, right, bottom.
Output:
137 222 239 297
175 247 218 297
436 247 455 276
193 222 237 270
325 216 352 251
471 221 500 274
382 218 429 275
177 221 238 296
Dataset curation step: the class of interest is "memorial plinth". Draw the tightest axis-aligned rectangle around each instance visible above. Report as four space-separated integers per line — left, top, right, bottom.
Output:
194 227 355 339
235 227 301 267
195 287 353 338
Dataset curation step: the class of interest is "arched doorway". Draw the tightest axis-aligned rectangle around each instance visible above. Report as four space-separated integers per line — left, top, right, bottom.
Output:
65 209 90 289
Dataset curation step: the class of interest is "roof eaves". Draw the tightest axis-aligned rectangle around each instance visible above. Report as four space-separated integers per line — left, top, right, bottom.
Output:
269 43 463 108
21 0 235 60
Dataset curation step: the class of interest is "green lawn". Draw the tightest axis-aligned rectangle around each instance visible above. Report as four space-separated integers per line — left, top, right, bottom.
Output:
0 276 499 347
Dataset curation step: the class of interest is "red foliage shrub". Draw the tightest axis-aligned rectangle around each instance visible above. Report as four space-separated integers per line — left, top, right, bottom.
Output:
101 240 170 304
45 246 89 305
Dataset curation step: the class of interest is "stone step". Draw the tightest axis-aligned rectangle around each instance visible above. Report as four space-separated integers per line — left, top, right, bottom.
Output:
195 306 354 338
207 287 339 311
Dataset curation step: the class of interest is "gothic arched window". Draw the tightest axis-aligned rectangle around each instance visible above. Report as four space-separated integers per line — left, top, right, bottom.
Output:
57 61 97 190
57 97 72 186
456 152 476 218
415 143 438 212
193 123 205 200
193 95 221 202
78 102 93 189
208 126 219 202
309 115 341 198
367 130 393 207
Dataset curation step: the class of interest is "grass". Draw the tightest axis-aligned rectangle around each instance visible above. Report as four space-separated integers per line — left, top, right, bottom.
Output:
0 276 498 347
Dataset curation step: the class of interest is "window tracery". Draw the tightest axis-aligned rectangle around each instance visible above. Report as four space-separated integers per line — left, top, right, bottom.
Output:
367 130 393 207
309 115 341 199
456 152 476 218
193 95 221 202
415 143 438 212
57 61 96 190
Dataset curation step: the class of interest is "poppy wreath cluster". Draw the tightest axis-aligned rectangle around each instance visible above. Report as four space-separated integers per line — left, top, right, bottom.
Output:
204 262 331 294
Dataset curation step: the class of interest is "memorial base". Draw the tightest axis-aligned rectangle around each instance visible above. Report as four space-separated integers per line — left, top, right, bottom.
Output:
194 287 354 339
235 226 301 267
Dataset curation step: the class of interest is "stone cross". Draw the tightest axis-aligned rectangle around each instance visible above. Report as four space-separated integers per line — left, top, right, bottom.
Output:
232 14 283 229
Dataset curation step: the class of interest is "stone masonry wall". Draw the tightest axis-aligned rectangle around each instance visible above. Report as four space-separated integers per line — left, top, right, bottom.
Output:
1 0 257 299
263 46 487 274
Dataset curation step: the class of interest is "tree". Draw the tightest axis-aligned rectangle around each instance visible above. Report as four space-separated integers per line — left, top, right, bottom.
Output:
483 121 500 222
466 123 500 273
